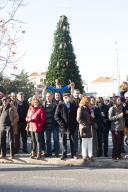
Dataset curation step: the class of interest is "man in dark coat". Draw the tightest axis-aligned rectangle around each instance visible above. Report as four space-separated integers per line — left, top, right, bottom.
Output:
0 96 19 158
70 89 81 155
54 92 77 160
16 92 29 153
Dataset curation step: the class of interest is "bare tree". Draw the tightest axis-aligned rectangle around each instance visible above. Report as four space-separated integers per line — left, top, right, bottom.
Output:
0 0 26 74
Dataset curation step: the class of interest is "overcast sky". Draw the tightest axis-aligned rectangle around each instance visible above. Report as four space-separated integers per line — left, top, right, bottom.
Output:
9 0 128 83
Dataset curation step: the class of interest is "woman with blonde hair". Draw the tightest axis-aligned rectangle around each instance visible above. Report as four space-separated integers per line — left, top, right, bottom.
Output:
26 96 46 159
77 96 93 160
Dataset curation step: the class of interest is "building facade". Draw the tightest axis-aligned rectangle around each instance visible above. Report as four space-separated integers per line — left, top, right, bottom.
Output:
29 72 47 98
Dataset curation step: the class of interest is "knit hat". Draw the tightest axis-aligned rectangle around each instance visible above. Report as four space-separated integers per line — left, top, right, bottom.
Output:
63 92 71 97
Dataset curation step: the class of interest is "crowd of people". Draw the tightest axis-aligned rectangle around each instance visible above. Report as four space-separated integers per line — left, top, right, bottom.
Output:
0 80 128 161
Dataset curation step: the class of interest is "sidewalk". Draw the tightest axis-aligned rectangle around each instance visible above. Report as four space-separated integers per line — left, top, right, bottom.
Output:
0 154 128 168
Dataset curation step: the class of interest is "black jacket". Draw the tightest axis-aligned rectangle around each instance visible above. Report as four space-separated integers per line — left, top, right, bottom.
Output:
123 103 128 127
94 106 104 129
17 101 29 123
54 102 77 134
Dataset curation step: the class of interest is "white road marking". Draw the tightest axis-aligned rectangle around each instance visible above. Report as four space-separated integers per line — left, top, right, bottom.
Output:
32 176 75 181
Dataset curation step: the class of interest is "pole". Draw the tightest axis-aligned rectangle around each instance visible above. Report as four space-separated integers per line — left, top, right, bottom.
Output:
115 41 120 87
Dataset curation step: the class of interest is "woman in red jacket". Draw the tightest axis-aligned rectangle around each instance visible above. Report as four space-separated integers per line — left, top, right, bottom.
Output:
26 96 46 159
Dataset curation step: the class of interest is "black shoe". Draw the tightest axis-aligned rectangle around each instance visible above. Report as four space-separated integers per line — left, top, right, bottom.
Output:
104 154 108 157
121 149 125 153
44 153 52 157
60 155 67 160
14 150 19 154
97 153 102 157
54 154 59 158
23 149 29 154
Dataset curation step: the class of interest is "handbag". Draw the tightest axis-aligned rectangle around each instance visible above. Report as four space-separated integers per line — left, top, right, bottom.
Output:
79 124 87 138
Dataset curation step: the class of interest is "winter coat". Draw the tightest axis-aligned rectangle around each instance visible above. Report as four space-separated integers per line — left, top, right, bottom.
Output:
93 106 104 130
26 106 46 132
0 105 19 135
43 101 56 129
123 103 128 128
17 101 29 123
109 105 125 131
77 106 92 138
54 102 77 134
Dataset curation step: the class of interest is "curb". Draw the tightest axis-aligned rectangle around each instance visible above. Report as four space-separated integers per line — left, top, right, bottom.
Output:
0 155 128 168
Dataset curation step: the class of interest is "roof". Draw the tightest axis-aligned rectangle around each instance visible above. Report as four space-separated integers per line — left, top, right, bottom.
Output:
30 72 47 77
91 76 114 84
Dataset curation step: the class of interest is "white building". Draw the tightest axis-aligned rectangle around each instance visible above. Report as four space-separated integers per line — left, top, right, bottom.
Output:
87 76 118 97
29 72 47 98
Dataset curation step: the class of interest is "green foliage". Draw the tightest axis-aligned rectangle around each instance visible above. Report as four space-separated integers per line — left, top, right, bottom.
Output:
46 15 83 92
0 70 35 99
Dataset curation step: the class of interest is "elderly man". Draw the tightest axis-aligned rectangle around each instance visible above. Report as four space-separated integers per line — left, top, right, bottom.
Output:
0 96 19 158
55 92 77 160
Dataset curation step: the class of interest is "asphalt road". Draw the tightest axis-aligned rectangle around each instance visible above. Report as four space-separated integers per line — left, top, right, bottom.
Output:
0 164 128 192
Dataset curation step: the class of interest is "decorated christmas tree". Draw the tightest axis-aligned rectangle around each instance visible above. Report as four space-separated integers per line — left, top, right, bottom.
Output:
46 15 83 92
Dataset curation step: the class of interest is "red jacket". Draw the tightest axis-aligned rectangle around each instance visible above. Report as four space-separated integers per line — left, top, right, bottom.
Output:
26 105 46 132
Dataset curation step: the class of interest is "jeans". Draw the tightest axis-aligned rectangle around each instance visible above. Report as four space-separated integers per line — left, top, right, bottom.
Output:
103 125 110 155
41 132 46 152
74 126 79 154
0 128 14 157
61 132 76 157
15 122 28 152
31 132 42 153
53 126 60 155
96 127 103 156
45 128 52 155
111 130 124 158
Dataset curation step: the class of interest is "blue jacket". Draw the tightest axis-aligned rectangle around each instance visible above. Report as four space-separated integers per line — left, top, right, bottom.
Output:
47 85 70 95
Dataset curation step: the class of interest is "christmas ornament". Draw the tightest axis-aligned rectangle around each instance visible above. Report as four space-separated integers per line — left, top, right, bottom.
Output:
66 61 68 66
62 25 66 31
64 42 67 48
59 43 63 49
57 62 59 68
